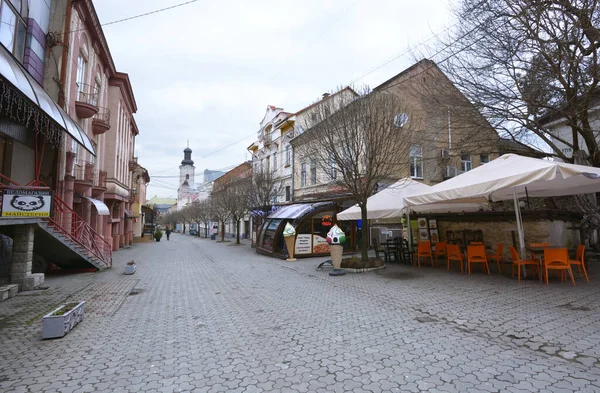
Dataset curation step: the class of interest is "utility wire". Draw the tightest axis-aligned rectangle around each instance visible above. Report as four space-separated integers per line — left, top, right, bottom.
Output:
60 0 201 35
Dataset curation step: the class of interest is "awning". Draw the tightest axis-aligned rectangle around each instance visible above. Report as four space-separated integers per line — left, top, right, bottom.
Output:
0 45 95 155
267 202 336 219
82 196 109 215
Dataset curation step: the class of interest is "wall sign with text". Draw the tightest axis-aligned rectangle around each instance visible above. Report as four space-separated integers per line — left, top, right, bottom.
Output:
1 188 53 217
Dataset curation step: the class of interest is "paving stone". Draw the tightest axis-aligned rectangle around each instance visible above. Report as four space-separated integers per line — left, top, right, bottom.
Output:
0 235 600 392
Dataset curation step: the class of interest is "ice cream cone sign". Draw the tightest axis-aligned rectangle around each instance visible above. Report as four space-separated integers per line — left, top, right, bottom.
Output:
283 223 297 261
326 225 346 269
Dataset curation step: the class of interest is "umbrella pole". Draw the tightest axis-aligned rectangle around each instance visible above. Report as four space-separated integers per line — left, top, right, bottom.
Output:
513 189 528 277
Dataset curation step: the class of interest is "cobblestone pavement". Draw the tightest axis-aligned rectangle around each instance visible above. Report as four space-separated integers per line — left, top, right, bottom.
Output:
1 233 600 392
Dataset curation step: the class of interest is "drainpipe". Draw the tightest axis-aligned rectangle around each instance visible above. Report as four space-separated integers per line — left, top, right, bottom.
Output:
447 106 452 149
58 0 72 108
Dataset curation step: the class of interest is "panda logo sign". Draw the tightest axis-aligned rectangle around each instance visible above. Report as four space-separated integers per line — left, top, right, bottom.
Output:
2 189 52 217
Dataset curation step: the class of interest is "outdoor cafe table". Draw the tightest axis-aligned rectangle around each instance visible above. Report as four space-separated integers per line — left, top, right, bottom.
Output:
526 246 576 281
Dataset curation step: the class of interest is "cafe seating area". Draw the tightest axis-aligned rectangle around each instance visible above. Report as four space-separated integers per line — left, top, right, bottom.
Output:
371 234 591 285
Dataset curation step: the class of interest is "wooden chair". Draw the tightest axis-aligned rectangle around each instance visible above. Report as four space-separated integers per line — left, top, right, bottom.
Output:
372 238 383 259
434 241 447 268
400 239 414 265
543 248 576 286
446 243 464 273
509 246 539 282
569 245 589 283
487 243 504 274
416 241 434 268
467 245 490 276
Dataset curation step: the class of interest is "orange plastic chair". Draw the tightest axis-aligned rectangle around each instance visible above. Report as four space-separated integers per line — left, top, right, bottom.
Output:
487 243 504 274
509 246 539 282
543 248 575 286
434 241 447 268
416 241 434 268
446 243 464 273
568 245 589 283
467 245 490 276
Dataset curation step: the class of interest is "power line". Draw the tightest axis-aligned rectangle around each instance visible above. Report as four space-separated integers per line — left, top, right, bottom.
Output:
60 0 201 35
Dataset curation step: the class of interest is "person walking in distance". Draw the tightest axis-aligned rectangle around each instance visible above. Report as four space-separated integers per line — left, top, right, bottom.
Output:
166 228 171 241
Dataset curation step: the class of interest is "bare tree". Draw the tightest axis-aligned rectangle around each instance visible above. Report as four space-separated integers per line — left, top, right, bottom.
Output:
210 189 232 242
195 199 214 238
437 0 600 163
247 169 283 243
222 177 252 245
293 86 414 262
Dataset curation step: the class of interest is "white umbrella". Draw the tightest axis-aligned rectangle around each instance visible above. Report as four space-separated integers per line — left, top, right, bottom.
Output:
404 153 600 258
337 178 485 221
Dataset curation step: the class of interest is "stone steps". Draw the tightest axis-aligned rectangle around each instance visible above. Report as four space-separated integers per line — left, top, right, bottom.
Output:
0 284 18 302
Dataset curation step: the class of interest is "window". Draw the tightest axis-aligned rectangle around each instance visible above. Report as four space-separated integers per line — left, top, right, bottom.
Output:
310 160 316 185
296 125 304 135
300 163 307 187
329 154 336 180
480 154 489 164
461 155 472 172
0 0 26 62
76 53 87 100
285 145 291 166
409 144 423 178
285 186 290 201
266 156 270 173
272 151 277 172
93 79 101 106
394 113 409 128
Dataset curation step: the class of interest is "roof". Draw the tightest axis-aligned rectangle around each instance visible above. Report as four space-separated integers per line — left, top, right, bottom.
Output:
294 87 359 116
146 196 177 205
373 59 438 91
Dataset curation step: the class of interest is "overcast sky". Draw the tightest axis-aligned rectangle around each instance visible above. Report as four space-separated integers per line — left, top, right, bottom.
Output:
93 0 457 199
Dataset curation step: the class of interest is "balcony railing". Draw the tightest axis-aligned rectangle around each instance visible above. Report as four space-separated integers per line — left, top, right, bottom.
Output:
73 159 95 183
75 83 99 119
92 107 111 135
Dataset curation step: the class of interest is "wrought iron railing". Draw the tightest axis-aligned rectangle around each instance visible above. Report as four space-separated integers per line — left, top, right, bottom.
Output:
75 83 99 106
0 174 112 268
73 159 95 182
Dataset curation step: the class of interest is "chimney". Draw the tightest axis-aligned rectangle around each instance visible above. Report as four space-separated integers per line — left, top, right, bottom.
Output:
322 93 330 99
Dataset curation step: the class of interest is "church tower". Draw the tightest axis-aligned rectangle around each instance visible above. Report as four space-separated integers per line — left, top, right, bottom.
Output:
177 145 195 207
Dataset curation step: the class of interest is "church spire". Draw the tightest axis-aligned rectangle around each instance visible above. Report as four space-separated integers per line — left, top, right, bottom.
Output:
182 145 194 166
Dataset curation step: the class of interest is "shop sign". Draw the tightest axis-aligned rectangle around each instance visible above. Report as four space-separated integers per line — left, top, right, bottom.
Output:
321 214 333 227
295 234 312 255
1 188 53 217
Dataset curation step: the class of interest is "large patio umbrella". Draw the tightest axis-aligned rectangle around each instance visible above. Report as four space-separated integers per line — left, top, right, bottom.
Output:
404 153 600 258
337 178 485 221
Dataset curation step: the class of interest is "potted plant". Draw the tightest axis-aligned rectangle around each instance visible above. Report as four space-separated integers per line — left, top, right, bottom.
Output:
125 260 136 275
42 301 85 339
154 229 163 242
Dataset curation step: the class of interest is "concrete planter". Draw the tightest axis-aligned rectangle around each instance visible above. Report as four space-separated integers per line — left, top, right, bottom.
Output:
343 265 386 273
42 301 85 339
125 263 136 275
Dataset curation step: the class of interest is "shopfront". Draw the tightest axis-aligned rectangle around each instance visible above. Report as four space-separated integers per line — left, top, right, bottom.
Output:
256 202 356 258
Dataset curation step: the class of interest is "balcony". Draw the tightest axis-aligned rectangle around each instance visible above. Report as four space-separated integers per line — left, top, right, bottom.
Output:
73 159 95 194
74 83 99 119
92 107 111 135
92 170 107 197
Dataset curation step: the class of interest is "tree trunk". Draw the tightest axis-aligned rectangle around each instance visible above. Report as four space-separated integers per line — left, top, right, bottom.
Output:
235 217 240 244
220 220 225 241
204 223 208 238
360 206 369 262
182 221 186 234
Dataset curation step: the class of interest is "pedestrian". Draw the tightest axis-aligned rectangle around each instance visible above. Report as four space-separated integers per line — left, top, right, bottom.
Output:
210 225 217 240
166 228 171 241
